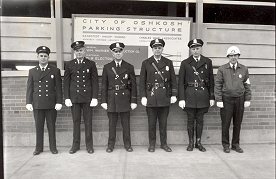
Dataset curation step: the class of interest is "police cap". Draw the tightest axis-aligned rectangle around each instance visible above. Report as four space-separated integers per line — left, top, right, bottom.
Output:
71 41 85 50
188 39 204 48
36 46 50 55
109 42 125 51
150 39 165 48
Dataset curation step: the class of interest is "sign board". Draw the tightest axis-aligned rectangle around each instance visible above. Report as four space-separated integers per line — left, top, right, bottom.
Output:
72 14 192 73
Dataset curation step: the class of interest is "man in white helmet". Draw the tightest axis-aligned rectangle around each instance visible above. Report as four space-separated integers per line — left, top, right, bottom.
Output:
215 46 251 153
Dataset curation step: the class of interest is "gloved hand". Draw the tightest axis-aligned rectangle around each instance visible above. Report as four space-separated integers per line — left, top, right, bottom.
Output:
216 102 224 108
178 100 185 109
210 100 215 107
244 101 251 107
26 104 33 111
131 103 137 110
65 99 72 107
90 98 98 107
101 103 108 110
141 97 147 106
170 96 177 104
55 103 62 111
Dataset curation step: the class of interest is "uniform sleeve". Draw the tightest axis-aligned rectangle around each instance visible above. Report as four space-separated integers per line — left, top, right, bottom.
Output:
129 65 137 103
178 61 185 100
139 61 147 98
55 68 63 104
26 70 34 104
90 62 99 99
169 60 177 96
208 60 215 100
243 67 252 101
101 65 108 103
63 62 71 99
214 67 224 102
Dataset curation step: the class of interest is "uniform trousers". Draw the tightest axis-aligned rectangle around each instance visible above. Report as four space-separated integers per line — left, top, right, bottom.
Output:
33 108 57 152
184 108 208 132
71 103 93 149
220 95 244 148
146 106 170 147
107 112 131 148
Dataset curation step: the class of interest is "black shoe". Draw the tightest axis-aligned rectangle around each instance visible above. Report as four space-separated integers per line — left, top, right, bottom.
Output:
148 145 155 152
187 143 194 151
125 147 133 152
231 146 243 153
87 148 94 154
223 147 230 153
33 151 42 155
51 150 58 154
69 147 80 154
106 147 113 153
161 145 172 152
195 143 206 152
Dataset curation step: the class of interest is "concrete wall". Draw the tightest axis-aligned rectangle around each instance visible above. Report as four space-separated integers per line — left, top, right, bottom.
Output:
2 75 275 146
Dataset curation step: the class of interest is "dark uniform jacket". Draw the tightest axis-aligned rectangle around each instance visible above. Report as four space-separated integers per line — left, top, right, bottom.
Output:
101 60 137 112
64 57 99 103
215 62 251 101
26 64 62 109
139 56 177 107
178 55 215 108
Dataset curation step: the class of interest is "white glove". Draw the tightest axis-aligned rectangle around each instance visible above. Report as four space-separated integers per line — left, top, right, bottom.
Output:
244 101 251 107
131 103 137 110
101 103 108 110
65 99 73 107
55 103 62 111
90 98 98 107
217 102 224 108
26 104 33 111
178 100 185 109
170 96 177 104
210 100 215 107
141 97 147 106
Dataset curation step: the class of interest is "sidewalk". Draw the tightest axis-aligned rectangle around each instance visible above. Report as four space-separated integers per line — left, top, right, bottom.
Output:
4 144 275 179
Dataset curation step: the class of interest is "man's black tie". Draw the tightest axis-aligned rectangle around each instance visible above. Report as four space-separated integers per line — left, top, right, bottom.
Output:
42 67 45 71
232 64 236 71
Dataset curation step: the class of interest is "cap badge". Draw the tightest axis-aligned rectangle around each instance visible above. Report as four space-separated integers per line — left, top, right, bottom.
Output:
231 50 235 53
42 47 46 49
155 39 159 43
116 43 120 48
76 42 79 45
193 39 197 43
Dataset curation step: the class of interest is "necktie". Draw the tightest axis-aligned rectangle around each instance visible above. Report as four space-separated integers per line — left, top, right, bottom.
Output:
195 58 198 63
78 60 81 64
157 59 160 63
42 67 45 71
232 64 235 71
116 63 120 68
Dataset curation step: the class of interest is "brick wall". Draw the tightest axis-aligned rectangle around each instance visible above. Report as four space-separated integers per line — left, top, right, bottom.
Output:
2 75 275 146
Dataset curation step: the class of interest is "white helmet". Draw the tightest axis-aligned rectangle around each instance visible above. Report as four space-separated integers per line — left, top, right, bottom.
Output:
226 46 240 57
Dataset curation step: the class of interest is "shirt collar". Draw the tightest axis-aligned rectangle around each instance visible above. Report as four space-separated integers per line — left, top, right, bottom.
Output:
193 55 201 61
230 62 237 68
114 60 122 65
39 64 48 70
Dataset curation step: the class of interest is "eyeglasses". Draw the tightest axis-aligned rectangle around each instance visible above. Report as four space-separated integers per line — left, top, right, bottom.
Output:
112 50 123 53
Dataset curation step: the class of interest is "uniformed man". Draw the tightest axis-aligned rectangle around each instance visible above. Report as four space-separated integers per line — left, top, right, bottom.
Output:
215 46 251 153
26 46 62 155
64 41 99 154
139 39 177 152
178 39 215 152
101 42 137 153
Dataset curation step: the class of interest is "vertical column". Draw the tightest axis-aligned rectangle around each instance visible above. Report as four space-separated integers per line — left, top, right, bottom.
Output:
55 0 64 70
186 2 189 17
196 0 203 39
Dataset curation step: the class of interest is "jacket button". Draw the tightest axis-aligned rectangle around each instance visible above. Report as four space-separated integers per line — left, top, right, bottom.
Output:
83 80 85 82
84 90 86 92
122 93 124 95
39 95 41 96
77 81 79 83
39 90 41 92
77 71 79 73
46 85 48 87
46 94 48 96
115 93 117 95
39 85 41 87
77 90 79 92
77 76 79 78
39 81 41 83
46 90 48 92
83 85 86 87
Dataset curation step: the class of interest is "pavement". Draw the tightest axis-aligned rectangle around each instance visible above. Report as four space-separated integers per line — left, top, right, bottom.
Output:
3 144 275 179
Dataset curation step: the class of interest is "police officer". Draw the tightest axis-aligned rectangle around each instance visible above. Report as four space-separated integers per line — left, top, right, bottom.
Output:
101 42 137 153
215 46 251 153
178 39 215 152
26 46 62 155
64 41 99 154
139 39 177 152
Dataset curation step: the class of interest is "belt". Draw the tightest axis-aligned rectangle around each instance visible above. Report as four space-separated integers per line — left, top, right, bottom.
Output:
148 83 166 88
108 85 127 90
187 82 205 87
